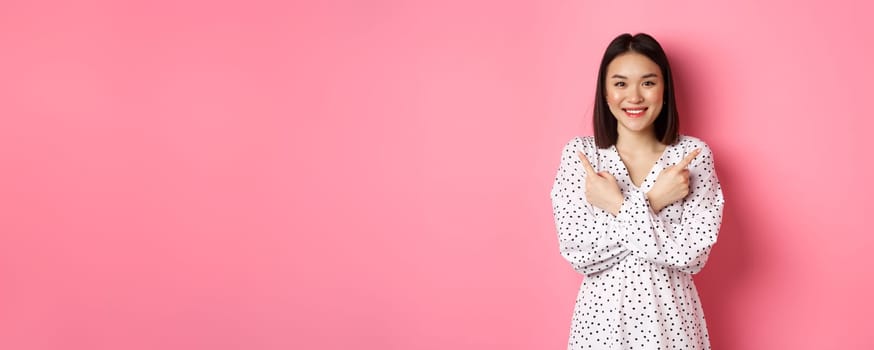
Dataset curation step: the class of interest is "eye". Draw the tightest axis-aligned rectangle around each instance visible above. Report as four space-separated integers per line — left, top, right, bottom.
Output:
643 81 657 87
613 81 626 87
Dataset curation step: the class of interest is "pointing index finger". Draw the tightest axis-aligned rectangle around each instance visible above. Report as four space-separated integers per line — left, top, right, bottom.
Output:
577 150 596 176
678 148 702 169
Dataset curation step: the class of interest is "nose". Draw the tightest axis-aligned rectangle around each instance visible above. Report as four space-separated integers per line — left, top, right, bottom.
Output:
628 87 643 103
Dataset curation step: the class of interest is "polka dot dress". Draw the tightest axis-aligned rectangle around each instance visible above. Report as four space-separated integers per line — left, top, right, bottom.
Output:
550 135 726 350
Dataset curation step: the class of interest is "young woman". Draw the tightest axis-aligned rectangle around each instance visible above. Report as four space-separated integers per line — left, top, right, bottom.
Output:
550 33 726 349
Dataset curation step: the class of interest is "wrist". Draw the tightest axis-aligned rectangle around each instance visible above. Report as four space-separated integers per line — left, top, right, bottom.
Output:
611 199 622 216
645 191 662 213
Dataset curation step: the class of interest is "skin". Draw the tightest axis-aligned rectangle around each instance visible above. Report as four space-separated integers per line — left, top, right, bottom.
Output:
577 52 701 215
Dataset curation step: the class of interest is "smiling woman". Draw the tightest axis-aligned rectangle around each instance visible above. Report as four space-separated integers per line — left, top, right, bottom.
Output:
550 33 726 349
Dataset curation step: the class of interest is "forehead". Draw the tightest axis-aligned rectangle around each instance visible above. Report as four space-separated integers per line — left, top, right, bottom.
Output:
606 52 661 77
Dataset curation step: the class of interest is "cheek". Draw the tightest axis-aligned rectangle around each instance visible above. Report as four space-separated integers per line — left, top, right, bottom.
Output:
645 87 664 102
606 89 623 104
648 88 665 116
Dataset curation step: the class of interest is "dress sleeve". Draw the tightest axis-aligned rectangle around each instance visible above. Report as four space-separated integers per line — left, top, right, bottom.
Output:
550 137 632 277
615 143 726 274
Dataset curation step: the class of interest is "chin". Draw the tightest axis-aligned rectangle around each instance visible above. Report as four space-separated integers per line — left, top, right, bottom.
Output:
619 120 656 132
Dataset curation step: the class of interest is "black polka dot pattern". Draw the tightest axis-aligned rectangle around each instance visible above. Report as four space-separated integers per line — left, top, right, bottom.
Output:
549 135 726 349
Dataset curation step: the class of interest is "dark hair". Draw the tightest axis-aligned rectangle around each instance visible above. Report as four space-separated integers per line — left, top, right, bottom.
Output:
593 33 680 148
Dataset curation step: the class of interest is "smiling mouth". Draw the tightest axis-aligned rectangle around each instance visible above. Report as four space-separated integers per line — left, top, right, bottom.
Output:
622 107 647 118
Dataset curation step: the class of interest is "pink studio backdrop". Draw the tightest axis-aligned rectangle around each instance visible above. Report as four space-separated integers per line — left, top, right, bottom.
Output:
2 0 873 349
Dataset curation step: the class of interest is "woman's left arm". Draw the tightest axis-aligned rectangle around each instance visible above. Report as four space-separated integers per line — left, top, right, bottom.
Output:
614 144 726 274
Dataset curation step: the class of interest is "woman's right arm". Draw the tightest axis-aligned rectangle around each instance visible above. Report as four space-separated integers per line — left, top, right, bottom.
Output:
550 137 633 276
613 143 725 275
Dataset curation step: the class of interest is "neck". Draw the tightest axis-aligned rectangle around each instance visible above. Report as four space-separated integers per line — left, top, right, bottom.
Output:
615 127 662 153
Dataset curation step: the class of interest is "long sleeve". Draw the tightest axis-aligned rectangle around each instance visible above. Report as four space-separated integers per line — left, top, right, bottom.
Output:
550 137 632 276
615 143 725 274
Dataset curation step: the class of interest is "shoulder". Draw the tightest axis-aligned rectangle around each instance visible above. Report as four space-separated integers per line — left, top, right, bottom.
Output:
559 135 598 158
561 135 595 151
677 134 709 149
677 134 716 155
676 134 717 169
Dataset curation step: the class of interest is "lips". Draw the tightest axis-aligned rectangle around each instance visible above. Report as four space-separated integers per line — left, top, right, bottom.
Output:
622 107 647 118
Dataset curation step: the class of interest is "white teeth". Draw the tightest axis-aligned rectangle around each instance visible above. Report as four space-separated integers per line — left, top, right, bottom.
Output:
625 109 645 114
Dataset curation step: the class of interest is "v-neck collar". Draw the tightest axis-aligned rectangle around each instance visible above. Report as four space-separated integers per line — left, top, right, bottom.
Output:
610 142 672 192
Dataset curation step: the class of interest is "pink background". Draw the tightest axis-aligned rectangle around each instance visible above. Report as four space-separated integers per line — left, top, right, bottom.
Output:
2 0 873 349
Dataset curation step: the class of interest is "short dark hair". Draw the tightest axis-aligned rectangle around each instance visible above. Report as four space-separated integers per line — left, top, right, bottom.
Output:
593 33 680 149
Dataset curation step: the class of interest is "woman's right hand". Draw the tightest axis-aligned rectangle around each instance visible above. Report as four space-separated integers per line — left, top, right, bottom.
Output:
646 148 701 213
577 151 624 216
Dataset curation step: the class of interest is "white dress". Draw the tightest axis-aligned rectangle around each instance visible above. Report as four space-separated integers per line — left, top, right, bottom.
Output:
550 135 725 350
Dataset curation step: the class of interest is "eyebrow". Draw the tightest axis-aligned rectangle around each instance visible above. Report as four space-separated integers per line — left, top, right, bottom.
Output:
610 73 660 79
